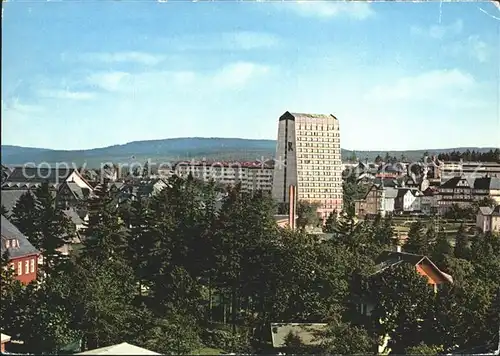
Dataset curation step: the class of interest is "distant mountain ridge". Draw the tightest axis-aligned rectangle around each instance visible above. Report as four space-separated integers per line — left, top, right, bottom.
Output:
1 138 497 168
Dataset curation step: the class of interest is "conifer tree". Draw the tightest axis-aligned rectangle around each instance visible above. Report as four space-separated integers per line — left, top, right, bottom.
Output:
323 210 337 233
82 182 128 262
405 221 428 255
373 215 394 246
11 191 41 247
127 196 157 295
454 224 470 260
34 182 74 273
432 231 452 268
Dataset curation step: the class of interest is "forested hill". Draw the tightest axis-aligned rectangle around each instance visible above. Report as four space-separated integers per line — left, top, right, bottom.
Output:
1 138 497 167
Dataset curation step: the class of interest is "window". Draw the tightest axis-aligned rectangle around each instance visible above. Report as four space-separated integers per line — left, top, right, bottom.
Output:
25 260 29 275
17 261 22 275
5 239 10 248
30 259 35 273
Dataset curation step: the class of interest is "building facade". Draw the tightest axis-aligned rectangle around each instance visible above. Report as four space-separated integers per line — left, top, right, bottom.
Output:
476 206 500 233
1 215 40 285
272 111 343 219
438 161 500 181
438 176 500 215
163 160 274 193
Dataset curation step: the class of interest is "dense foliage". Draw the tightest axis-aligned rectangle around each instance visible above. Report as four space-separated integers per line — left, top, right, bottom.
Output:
437 148 500 162
1 176 498 355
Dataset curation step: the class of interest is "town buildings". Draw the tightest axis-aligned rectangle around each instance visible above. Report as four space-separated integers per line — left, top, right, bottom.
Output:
159 160 274 193
438 160 500 181
272 111 343 219
394 188 422 213
438 175 500 215
2 167 93 192
1 215 40 285
476 206 500 233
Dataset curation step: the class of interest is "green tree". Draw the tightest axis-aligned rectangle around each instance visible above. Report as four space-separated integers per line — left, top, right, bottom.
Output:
322 211 337 233
82 183 128 262
139 311 202 355
404 220 428 255
365 264 435 353
318 316 374 354
283 331 308 354
372 215 394 247
127 196 157 295
68 255 137 351
18 273 80 353
454 224 470 260
406 343 443 355
34 182 74 273
11 191 41 247
432 231 452 268
296 200 320 231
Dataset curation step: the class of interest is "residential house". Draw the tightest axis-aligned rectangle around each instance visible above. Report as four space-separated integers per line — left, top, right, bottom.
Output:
394 188 421 213
355 183 399 218
56 181 92 210
349 161 379 182
373 250 453 288
377 163 406 179
76 342 160 355
1 215 41 285
2 167 93 192
356 249 453 354
420 187 439 215
357 250 454 315
438 175 500 215
355 184 383 218
1 190 85 251
438 160 500 181
476 206 500 233
382 188 398 215
1 334 11 353
472 177 500 205
400 175 420 189
437 175 474 215
270 323 327 351
1 189 34 214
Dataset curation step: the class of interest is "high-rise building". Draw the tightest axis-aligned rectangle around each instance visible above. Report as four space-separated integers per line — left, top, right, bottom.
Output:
272 111 343 219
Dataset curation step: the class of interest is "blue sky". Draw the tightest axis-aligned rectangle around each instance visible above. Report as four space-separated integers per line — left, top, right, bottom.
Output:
2 0 499 151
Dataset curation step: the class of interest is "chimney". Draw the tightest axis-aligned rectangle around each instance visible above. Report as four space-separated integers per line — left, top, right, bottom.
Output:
288 185 297 230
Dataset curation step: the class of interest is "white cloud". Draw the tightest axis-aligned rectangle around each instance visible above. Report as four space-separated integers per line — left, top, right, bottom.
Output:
212 62 270 89
87 71 131 92
167 31 281 51
366 69 477 103
83 62 271 95
283 1 374 19
1 98 45 114
81 52 165 66
222 31 279 50
411 19 463 39
38 89 95 100
447 35 492 63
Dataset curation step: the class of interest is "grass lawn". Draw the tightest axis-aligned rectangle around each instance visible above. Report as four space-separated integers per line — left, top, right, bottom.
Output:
191 347 225 355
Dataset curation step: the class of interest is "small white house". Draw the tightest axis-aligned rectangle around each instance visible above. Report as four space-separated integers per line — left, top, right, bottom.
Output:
395 188 421 212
